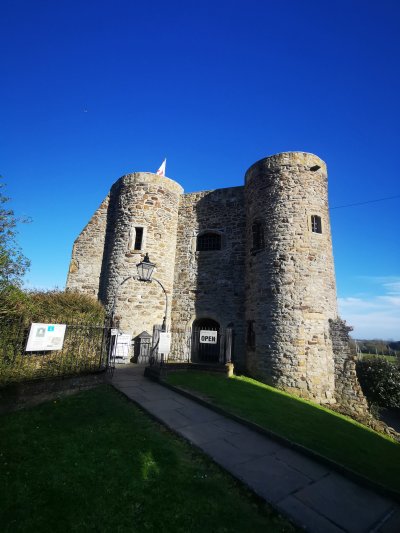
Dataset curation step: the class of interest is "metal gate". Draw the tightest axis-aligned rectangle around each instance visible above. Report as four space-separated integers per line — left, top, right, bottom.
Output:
192 327 220 362
191 318 221 363
127 322 234 367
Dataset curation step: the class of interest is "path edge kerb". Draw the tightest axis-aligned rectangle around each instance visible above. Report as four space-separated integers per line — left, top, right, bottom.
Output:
155 377 400 504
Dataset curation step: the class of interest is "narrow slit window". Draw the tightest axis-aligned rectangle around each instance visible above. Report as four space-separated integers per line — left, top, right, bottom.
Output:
252 221 264 251
311 215 322 234
134 227 144 250
196 232 221 251
247 320 255 350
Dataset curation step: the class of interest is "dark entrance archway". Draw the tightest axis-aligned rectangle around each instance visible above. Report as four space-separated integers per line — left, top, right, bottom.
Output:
192 318 220 363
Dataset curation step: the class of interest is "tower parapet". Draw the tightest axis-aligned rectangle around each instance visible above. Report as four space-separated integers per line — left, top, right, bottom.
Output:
244 152 337 403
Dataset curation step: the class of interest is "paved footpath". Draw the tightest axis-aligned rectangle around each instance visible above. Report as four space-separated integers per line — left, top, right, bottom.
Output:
111 365 400 533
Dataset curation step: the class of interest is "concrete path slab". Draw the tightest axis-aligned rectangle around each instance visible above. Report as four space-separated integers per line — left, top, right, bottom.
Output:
111 364 400 533
276 496 345 533
229 453 314 503
175 403 223 423
199 437 262 469
378 508 400 533
275 447 330 481
224 428 283 456
293 473 393 533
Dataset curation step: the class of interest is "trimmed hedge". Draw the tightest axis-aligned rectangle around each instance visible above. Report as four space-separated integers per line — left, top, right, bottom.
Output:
356 358 400 408
0 290 107 386
0 288 105 324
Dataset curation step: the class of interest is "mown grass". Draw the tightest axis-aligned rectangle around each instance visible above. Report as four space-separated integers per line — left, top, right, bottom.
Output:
360 354 398 364
0 386 295 533
165 371 400 494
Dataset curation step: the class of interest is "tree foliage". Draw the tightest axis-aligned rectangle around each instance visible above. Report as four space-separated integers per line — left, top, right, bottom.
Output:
356 358 400 409
356 338 400 356
0 180 30 291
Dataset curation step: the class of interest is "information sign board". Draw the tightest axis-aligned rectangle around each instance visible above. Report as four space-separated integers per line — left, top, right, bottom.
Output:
199 330 218 344
26 323 67 352
158 332 171 354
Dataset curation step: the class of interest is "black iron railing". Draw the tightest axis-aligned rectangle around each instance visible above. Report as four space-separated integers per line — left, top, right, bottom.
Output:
0 317 113 387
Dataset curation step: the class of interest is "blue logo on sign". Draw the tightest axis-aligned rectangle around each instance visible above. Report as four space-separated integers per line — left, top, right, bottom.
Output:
48 326 55 332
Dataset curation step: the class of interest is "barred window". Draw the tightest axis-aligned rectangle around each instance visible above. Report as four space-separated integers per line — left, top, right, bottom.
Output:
196 232 221 251
252 221 264 251
311 215 322 234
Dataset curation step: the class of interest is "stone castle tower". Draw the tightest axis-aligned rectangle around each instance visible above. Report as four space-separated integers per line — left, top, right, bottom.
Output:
67 151 348 405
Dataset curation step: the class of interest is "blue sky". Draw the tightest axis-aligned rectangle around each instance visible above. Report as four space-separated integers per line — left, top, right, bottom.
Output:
1 0 399 339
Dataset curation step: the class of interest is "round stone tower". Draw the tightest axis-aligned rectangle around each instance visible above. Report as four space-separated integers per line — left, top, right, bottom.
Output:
244 152 338 403
103 172 183 336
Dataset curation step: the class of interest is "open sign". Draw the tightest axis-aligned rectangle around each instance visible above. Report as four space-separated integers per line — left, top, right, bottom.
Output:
199 330 218 344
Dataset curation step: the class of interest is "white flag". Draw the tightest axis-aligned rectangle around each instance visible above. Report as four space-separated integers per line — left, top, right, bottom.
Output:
156 158 166 176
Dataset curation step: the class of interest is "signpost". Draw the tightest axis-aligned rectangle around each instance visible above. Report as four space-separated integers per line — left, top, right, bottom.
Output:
26 323 67 352
199 330 218 344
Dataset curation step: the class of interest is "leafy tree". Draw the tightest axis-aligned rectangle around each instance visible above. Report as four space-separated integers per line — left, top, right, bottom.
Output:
356 358 400 409
0 179 30 292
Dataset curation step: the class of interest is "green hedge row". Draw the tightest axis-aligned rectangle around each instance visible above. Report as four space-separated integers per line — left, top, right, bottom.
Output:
0 289 107 386
356 358 400 409
0 287 105 324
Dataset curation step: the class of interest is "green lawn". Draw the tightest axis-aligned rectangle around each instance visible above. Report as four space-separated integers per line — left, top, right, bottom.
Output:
0 386 295 533
360 354 398 364
165 371 400 494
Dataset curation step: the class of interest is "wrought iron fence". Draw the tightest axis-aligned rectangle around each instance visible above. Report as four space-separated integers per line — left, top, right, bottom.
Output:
0 317 113 387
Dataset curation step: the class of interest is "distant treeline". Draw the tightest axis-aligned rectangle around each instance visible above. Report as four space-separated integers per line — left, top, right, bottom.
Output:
354 339 400 356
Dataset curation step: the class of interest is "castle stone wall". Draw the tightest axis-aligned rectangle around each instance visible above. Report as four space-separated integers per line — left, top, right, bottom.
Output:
170 187 246 366
66 196 110 297
100 172 183 336
65 153 367 410
245 152 337 403
329 318 369 413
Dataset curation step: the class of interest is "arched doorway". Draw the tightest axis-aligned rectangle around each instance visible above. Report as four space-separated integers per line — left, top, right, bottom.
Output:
192 318 220 363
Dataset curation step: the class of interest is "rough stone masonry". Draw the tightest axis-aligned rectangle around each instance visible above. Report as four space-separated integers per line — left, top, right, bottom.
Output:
66 151 367 409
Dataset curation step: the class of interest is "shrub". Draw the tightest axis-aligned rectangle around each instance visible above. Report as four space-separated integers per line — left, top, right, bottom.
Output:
0 290 107 386
26 290 106 324
0 289 105 324
356 358 400 409
0 285 29 317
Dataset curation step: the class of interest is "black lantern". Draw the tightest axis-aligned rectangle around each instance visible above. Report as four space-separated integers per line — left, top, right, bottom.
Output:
136 253 156 282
